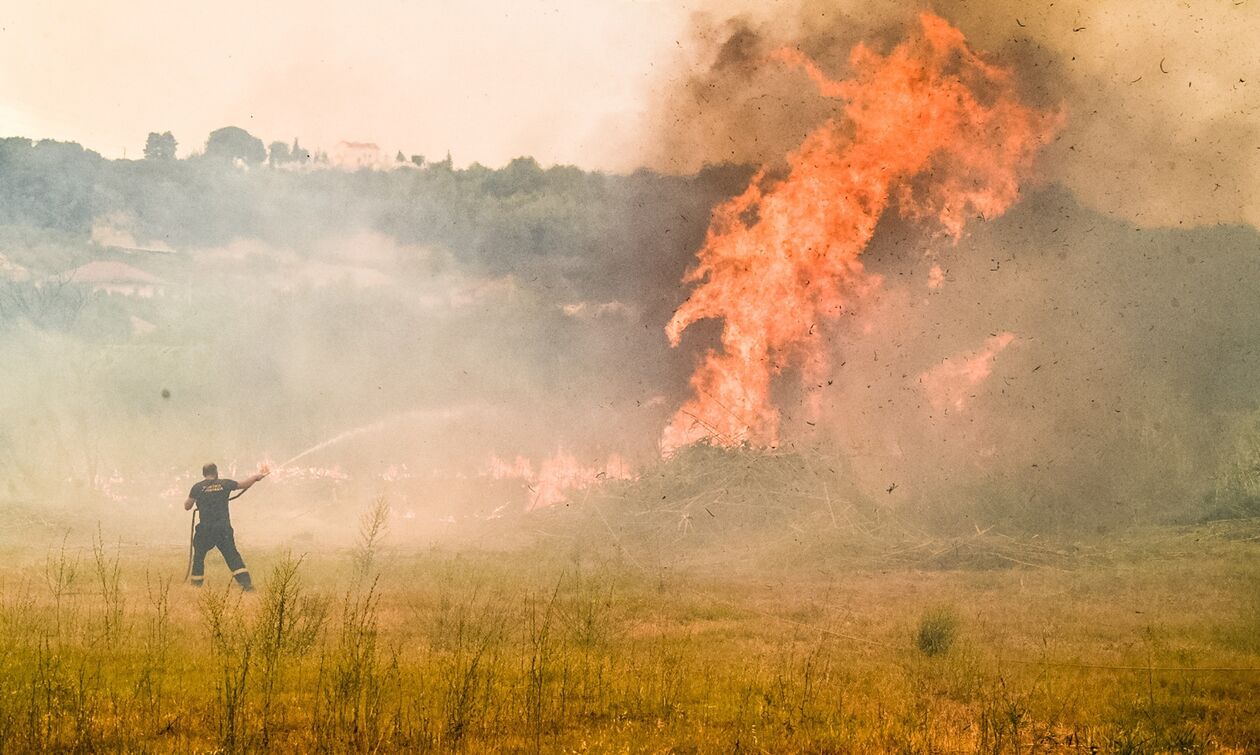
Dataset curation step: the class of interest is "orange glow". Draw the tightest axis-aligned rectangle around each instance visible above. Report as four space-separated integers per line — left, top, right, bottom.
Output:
485 454 535 481
662 13 1061 452
928 264 945 290
919 332 1016 412
256 458 349 482
485 450 633 510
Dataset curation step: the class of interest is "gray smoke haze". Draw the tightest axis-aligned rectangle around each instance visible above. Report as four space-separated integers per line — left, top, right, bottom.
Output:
643 0 1260 228
637 0 1260 530
1 2 1258 550
0 145 749 547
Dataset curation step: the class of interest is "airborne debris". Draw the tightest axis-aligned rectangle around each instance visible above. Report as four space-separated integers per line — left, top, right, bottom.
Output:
661 12 1060 453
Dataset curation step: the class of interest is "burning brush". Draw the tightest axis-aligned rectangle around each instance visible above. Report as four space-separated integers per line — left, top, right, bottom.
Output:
662 13 1062 453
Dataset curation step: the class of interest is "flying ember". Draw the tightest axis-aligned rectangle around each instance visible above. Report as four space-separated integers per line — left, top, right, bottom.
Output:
662 12 1062 453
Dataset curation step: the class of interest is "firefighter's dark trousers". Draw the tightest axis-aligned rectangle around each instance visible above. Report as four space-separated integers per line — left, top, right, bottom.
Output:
190 523 254 591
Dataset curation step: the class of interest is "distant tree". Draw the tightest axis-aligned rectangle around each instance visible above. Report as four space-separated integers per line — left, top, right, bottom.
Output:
396 150 406 163
291 138 311 164
486 156 545 196
0 138 100 232
204 126 266 165
268 140 292 166
143 131 177 160
410 154 425 167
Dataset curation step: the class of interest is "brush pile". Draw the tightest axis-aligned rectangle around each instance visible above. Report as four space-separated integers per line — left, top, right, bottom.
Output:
541 443 872 569
540 443 1081 573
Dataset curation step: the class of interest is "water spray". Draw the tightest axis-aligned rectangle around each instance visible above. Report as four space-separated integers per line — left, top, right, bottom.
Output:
182 409 466 581
272 409 455 471
275 419 398 470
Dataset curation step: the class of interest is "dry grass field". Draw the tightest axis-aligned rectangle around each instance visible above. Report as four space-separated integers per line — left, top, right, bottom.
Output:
0 495 1257 753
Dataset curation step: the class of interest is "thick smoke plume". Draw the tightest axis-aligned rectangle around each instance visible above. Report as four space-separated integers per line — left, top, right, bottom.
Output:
1 3 1258 545
645 0 1260 229
643 2 1260 527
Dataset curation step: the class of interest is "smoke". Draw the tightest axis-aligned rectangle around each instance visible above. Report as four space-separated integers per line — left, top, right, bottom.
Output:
2 2 1258 548
660 13 1061 452
643 2 1260 527
643 0 1260 229
797 185 1260 529
0 150 749 547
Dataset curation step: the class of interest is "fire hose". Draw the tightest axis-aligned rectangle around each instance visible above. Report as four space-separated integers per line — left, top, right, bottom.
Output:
183 488 248 583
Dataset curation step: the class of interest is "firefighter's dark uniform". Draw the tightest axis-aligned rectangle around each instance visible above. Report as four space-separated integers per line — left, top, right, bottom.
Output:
188 478 254 591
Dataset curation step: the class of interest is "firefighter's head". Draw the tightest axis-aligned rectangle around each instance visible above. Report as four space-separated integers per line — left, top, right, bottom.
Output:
202 462 218 479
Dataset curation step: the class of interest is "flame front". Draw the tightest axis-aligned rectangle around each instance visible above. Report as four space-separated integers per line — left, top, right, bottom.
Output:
662 13 1061 453
486 451 632 510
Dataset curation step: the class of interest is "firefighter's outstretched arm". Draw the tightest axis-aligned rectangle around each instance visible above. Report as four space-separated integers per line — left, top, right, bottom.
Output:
237 468 270 493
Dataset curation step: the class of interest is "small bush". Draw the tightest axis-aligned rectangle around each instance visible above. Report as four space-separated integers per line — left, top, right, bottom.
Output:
353 497 391 579
915 607 958 657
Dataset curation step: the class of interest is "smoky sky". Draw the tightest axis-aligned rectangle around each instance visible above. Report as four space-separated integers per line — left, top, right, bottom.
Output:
0 0 671 169
641 0 1260 229
2 0 1258 543
6 0 1254 230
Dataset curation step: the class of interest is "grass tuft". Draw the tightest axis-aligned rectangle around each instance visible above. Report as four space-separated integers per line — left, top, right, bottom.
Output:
915 606 959 657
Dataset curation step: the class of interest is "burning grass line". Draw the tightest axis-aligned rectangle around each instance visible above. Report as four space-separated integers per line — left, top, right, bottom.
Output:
670 409 736 450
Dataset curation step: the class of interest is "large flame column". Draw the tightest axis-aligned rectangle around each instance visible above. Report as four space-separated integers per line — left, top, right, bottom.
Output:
663 12 1062 453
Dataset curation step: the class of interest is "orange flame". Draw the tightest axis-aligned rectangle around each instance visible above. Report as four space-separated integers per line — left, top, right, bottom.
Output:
485 450 633 510
919 332 1016 412
662 13 1061 452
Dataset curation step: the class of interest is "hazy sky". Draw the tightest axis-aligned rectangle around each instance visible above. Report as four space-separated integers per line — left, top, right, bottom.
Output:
0 0 690 167
2 0 1256 226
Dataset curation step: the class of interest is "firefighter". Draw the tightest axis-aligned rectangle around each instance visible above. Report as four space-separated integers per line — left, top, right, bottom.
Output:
184 462 269 591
